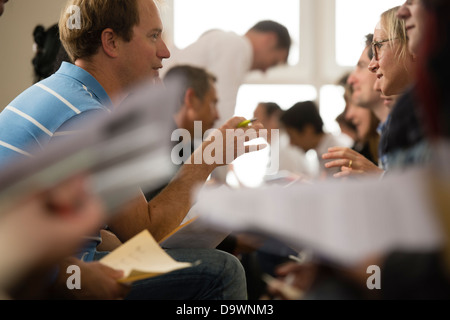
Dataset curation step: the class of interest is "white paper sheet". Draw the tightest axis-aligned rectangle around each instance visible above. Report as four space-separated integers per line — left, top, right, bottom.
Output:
194 167 445 266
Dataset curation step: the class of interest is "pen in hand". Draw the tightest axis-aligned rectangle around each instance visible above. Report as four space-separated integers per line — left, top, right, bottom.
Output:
262 273 304 300
237 118 258 128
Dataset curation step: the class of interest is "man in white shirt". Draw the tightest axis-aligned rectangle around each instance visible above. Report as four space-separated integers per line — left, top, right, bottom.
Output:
280 101 351 179
253 102 312 179
163 21 291 127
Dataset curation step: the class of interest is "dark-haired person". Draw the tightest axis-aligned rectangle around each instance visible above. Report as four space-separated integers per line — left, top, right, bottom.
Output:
253 102 311 178
280 101 350 179
164 20 291 126
0 0 257 300
323 71 384 180
0 0 8 16
32 24 71 83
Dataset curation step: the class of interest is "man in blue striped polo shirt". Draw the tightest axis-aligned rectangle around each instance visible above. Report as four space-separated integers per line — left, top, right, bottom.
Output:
0 0 261 300
0 62 111 166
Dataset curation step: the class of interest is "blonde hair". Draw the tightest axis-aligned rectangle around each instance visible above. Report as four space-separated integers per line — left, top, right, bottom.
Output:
59 0 140 62
380 6 410 62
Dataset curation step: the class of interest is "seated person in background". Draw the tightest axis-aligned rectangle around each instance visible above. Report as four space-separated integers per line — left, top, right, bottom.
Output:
323 38 389 179
341 79 380 167
253 102 313 181
338 72 380 166
348 34 391 124
168 65 220 161
328 95 384 180
335 111 358 147
32 24 60 82
32 24 71 83
280 101 351 179
141 64 219 203
345 101 380 166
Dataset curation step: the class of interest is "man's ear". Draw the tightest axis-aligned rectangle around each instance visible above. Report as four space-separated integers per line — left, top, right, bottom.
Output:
303 124 317 137
101 28 120 58
184 88 198 110
263 32 278 48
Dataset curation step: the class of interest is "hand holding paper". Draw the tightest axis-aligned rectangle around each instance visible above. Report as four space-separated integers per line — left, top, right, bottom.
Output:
99 230 193 283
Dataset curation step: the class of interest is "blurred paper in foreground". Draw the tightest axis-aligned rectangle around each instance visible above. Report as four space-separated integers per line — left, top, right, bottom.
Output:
159 216 231 249
195 166 446 266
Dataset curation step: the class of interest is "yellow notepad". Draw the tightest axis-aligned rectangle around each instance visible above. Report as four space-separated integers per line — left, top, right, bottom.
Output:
99 229 193 283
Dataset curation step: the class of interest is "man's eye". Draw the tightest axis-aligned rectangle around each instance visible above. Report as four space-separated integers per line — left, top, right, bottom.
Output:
149 33 160 40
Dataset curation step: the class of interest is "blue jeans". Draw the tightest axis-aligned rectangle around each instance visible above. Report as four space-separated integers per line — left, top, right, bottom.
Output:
93 248 247 300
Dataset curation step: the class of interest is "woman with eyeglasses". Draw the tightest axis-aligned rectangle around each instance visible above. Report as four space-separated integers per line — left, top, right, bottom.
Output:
368 6 416 98
322 7 416 177
326 7 421 177
268 1 450 300
374 3 434 172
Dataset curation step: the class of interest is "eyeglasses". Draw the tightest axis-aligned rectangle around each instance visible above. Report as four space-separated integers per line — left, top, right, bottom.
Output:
371 38 398 61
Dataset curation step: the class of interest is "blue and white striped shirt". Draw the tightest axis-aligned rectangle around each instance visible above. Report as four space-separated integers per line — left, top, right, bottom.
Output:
0 62 112 168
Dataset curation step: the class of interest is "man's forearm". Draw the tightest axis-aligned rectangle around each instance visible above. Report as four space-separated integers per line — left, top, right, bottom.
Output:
109 143 218 242
109 117 262 242
147 148 217 241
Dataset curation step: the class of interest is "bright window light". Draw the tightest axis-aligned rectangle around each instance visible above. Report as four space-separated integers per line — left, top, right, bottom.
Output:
319 85 346 135
231 84 317 188
234 84 317 119
173 0 300 65
336 0 406 66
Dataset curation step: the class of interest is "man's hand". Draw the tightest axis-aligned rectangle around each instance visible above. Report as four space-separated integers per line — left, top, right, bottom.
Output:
263 261 318 300
198 116 267 168
50 258 130 300
108 117 267 244
0 175 105 294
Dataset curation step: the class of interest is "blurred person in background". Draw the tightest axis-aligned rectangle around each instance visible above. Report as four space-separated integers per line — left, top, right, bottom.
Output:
280 100 351 179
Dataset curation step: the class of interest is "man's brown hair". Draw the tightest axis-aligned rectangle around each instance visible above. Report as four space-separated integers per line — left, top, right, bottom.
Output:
163 65 217 109
59 0 140 62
